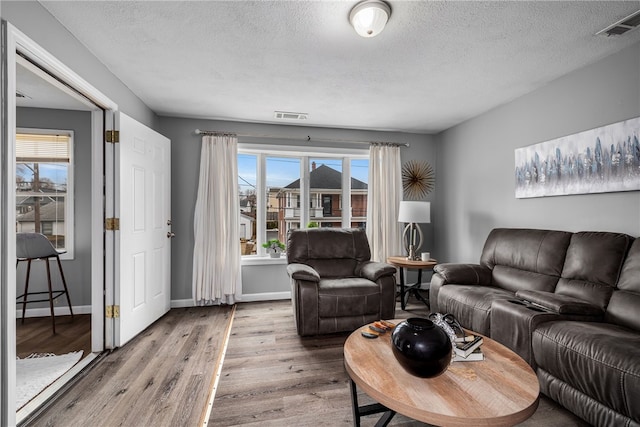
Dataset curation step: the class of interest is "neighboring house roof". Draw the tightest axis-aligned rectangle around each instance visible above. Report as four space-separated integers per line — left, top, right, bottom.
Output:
239 198 253 208
284 164 367 190
240 213 255 221
16 201 65 222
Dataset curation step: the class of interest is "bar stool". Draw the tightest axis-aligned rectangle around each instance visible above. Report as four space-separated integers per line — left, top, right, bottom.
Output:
16 233 74 334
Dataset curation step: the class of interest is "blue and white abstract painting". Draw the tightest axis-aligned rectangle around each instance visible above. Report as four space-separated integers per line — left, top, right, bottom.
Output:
515 117 640 198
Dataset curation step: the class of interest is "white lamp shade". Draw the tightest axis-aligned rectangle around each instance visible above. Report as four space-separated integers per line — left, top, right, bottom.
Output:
349 0 391 38
398 201 431 223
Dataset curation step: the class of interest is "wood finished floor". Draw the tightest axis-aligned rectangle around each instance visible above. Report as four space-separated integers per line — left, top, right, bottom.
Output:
16 314 92 359
212 300 590 427
25 298 590 427
26 306 234 427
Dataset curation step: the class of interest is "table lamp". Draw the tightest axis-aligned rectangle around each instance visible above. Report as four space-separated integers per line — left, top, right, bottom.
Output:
398 201 431 260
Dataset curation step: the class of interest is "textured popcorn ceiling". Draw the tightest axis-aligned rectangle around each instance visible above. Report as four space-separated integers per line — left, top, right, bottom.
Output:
40 1 640 133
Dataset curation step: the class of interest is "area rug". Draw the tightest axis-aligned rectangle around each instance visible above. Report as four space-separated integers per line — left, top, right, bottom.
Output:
16 351 83 409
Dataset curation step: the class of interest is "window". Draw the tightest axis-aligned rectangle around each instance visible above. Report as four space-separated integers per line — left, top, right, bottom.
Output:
238 147 368 257
15 130 74 258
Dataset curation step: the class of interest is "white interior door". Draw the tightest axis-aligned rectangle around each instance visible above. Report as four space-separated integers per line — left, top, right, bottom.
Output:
115 112 171 347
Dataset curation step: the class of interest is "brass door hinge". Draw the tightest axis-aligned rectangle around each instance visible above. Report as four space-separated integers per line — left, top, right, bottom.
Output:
106 130 120 143
106 305 120 318
105 217 120 231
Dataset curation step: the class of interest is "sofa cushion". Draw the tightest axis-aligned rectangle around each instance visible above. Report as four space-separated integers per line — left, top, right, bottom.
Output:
515 290 603 316
606 238 640 331
437 285 514 336
533 321 640 423
480 228 572 293
287 228 371 278
317 278 380 318
555 231 632 309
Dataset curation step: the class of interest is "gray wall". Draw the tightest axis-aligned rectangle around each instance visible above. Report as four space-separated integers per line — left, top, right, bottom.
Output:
158 117 437 300
2 1 158 129
435 41 640 263
16 107 92 308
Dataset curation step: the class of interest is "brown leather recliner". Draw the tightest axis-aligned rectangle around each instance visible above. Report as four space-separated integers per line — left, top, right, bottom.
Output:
286 228 397 336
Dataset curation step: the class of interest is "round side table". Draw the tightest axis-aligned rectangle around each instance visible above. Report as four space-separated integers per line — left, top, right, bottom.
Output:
386 256 437 310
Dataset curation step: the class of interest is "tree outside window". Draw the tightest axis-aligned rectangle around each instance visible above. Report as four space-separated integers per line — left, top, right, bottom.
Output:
15 131 74 257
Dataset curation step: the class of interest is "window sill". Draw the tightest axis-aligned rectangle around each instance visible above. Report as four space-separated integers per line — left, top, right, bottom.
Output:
241 256 288 266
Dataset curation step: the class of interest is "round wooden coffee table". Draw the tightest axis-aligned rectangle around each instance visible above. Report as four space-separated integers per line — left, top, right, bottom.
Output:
344 321 539 426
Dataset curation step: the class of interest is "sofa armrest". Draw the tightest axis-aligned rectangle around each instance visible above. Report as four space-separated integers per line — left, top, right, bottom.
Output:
516 290 604 316
286 263 320 283
360 261 397 282
433 263 492 286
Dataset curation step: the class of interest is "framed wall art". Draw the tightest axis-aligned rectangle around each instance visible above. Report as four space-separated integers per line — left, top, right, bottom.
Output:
515 116 640 198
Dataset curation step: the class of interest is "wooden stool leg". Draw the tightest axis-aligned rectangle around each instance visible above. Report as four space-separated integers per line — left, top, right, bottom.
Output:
21 260 33 324
45 258 56 334
56 255 73 318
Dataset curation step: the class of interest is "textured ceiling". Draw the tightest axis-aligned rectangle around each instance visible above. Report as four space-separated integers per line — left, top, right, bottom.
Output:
39 1 640 133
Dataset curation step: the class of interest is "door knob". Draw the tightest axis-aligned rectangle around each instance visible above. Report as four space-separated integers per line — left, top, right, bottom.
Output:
167 232 176 238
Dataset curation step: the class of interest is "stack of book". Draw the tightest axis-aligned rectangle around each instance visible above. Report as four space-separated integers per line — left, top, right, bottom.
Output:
452 334 484 362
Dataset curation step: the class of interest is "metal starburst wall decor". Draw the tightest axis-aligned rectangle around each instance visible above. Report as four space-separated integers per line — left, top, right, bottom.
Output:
402 160 435 199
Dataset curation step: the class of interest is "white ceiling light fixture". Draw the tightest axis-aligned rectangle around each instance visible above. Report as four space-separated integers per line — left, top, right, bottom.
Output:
349 0 391 38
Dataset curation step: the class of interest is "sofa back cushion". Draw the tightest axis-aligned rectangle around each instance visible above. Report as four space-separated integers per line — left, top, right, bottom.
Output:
605 238 640 331
287 228 371 278
480 228 572 293
555 232 633 310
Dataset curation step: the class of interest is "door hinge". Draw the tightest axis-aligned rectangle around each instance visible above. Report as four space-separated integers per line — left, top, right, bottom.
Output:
106 130 120 143
106 305 120 318
105 217 120 231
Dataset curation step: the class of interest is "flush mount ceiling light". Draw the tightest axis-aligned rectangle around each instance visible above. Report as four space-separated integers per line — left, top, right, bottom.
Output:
349 0 391 38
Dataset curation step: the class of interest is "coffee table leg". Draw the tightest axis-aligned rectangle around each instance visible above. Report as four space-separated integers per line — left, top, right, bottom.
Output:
349 379 396 427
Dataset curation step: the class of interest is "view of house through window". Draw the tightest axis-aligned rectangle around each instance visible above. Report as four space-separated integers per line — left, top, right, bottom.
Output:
15 131 74 256
238 150 368 257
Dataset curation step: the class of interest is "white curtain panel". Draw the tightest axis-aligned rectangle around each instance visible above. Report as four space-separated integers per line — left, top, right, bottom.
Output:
192 134 241 305
366 143 403 262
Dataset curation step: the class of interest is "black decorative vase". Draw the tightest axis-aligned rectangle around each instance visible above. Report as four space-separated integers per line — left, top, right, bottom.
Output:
391 317 452 378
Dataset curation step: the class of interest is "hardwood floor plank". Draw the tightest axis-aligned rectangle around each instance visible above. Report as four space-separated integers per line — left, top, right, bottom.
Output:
27 306 233 427
16 314 91 358
26 298 589 427
211 300 590 427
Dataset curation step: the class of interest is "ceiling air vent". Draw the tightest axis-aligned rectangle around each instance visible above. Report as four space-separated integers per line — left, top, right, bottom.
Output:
596 10 640 37
274 111 308 120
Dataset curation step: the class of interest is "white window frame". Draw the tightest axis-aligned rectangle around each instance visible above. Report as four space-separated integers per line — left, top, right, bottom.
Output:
239 144 368 261
16 128 75 259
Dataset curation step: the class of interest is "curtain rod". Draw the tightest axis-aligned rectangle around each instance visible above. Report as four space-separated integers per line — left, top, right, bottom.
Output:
194 129 409 147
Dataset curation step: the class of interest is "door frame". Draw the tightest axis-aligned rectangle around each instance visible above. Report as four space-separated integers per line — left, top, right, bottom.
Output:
1 21 118 425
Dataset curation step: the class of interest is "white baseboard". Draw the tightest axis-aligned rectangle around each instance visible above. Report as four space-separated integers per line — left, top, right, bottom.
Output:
16 305 91 318
170 299 195 308
170 292 291 308
238 291 291 302
18 294 293 318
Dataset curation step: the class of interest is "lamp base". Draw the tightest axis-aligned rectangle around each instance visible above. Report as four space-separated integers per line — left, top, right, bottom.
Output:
402 223 424 261
407 244 420 261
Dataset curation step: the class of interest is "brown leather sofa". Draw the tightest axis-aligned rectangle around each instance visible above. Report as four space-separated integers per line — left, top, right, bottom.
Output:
430 228 639 427
286 228 396 336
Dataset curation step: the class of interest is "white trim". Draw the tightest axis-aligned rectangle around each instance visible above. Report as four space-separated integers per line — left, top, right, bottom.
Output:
239 292 291 302
241 255 288 266
3 22 119 424
11 26 116 111
90 110 105 353
239 143 368 157
2 20 19 426
170 299 195 308
15 305 91 319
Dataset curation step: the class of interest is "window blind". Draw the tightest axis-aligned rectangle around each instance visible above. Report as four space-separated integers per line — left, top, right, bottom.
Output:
16 133 70 162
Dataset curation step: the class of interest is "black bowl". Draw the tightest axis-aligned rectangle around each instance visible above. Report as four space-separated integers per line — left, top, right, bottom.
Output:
391 317 452 378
